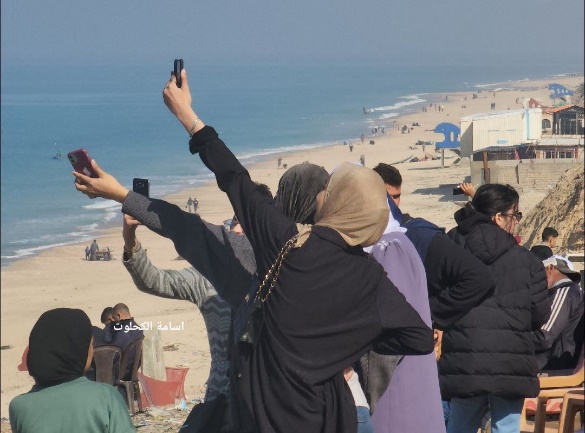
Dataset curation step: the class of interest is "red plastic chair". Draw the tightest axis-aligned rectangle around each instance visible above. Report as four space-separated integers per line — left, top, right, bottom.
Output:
137 372 181 407
165 366 190 400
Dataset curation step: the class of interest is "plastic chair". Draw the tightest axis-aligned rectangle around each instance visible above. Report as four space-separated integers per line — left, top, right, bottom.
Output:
117 336 144 415
557 389 584 433
524 347 585 433
93 345 122 385
137 371 181 407
165 366 190 400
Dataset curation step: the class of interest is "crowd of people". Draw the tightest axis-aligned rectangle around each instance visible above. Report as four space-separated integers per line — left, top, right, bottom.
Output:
9 69 583 433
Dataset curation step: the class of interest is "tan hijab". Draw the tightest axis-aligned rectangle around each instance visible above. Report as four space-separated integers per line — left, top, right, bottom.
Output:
310 162 389 247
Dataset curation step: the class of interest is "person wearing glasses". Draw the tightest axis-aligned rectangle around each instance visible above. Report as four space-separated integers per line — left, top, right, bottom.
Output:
439 183 550 433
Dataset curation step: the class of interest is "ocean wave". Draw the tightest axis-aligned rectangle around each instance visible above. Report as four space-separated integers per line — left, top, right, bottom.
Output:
82 200 122 211
236 141 336 162
378 113 399 120
75 223 100 232
371 95 426 112
4 239 91 260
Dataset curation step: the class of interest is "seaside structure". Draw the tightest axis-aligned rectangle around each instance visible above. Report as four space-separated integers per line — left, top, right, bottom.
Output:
542 105 584 136
459 108 584 192
460 109 543 157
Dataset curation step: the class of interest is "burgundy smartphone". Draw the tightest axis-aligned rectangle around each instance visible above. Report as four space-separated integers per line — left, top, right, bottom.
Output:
67 148 97 178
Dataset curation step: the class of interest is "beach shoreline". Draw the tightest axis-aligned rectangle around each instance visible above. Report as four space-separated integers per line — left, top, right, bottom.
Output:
1 73 582 418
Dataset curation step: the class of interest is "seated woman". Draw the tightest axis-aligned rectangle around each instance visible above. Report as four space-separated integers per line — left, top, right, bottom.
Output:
9 308 135 433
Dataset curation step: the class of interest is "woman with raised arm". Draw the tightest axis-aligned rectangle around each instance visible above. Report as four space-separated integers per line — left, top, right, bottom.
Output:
159 70 433 433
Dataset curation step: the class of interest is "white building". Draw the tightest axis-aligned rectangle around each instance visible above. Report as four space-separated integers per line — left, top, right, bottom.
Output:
460 109 542 157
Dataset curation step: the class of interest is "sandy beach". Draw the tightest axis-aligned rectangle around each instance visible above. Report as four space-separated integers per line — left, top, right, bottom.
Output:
1 74 582 422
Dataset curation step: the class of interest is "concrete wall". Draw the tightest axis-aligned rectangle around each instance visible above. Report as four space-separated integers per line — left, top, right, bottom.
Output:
470 158 583 191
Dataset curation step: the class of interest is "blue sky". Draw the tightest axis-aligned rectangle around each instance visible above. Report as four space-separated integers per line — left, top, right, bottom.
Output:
2 0 584 68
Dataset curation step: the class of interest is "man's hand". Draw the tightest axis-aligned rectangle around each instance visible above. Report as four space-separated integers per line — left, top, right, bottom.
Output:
459 182 476 198
122 214 141 255
73 159 129 202
162 69 204 136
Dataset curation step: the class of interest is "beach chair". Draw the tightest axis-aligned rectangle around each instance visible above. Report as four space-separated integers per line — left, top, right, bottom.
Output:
523 346 584 433
117 336 144 414
93 345 122 385
165 366 190 400
557 389 584 433
137 371 181 407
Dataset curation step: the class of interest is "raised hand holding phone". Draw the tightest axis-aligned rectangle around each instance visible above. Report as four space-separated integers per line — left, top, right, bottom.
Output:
163 65 205 138
72 159 129 203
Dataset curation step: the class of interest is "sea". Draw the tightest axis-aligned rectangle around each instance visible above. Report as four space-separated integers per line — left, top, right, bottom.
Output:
1 62 582 267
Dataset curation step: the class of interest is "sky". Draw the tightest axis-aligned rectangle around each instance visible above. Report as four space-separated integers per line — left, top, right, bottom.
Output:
1 0 584 69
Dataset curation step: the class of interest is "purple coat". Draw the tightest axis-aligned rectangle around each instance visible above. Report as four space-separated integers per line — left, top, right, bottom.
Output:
370 232 445 433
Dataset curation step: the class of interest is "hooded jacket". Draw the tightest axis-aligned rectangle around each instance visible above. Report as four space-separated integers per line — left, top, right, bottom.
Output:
439 203 550 399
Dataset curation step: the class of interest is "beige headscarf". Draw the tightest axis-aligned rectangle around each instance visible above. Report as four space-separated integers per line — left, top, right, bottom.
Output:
310 162 389 247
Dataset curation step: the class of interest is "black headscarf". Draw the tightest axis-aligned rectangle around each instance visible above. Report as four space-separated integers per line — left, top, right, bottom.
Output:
27 308 93 387
274 163 329 224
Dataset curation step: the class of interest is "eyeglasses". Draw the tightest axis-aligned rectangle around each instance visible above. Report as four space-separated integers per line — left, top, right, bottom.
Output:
501 211 523 222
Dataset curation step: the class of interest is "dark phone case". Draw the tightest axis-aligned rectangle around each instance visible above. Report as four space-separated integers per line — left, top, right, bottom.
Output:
68 149 97 178
133 178 150 198
174 59 184 88
452 187 464 195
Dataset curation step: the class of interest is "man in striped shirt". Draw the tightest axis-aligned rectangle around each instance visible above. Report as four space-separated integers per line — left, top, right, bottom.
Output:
532 255 583 371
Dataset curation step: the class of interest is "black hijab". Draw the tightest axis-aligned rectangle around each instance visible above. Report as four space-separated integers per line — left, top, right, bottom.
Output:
274 163 329 224
27 308 93 387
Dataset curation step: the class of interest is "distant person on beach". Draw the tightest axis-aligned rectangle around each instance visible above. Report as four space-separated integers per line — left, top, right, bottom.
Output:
187 197 193 213
361 134 365 143
349 142 354 152
277 156 282 168
155 70 432 433
442 184 549 433
360 154 365 166
9 308 134 433
89 240 99 261
85 245 90 260
532 254 583 371
193 197 199 213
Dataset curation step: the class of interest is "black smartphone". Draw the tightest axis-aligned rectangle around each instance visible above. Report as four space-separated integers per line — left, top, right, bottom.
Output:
174 59 184 88
68 148 98 178
453 186 464 195
133 178 150 198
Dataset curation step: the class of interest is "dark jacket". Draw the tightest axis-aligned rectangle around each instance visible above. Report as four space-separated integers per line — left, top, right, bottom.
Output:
439 203 550 399
190 126 434 433
533 279 584 371
389 199 495 329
